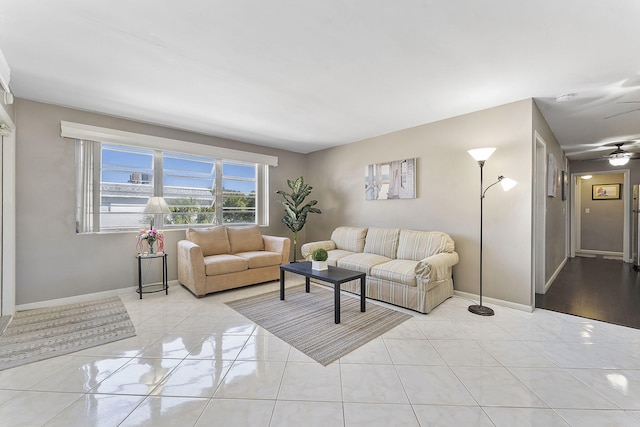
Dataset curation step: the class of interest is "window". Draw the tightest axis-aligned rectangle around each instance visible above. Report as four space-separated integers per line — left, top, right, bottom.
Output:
74 139 269 233
66 122 276 233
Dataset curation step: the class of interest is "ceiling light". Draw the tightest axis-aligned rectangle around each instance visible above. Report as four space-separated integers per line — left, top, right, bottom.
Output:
609 154 630 166
581 175 593 180
608 142 632 166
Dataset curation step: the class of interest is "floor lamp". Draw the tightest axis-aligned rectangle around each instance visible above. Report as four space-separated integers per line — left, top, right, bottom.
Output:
468 148 517 316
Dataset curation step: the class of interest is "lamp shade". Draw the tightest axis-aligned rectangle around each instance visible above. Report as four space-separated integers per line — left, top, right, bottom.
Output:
143 196 171 214
468 147 496 162
500 177 517 191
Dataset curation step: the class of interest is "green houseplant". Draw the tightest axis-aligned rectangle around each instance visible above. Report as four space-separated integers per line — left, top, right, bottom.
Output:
276 176 321 262
311 248 328 271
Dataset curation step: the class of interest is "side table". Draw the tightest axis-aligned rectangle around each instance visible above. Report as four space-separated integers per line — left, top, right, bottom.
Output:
136 253 168 299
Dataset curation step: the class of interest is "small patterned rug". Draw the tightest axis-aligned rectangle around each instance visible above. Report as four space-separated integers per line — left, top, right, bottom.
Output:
226 284 412 365
0 296 136 371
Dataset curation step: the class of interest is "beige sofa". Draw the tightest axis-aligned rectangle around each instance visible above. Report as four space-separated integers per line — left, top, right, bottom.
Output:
301 226 458 313
177 225 290 297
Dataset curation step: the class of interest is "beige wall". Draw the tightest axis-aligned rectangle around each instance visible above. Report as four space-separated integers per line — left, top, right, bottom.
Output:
532 103 568 283
305 99 534 306
14 99 306 305
13 97 566 309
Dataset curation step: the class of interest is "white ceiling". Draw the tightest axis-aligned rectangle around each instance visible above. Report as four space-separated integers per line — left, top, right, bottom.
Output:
1 1 640 158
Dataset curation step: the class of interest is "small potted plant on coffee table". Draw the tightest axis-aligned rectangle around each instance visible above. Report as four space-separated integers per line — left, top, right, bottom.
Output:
311 248 329 271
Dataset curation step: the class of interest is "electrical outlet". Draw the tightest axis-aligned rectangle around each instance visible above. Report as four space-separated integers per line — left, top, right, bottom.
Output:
585 208 590 214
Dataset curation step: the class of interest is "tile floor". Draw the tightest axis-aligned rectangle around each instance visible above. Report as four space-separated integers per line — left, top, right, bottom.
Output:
1 280 640 426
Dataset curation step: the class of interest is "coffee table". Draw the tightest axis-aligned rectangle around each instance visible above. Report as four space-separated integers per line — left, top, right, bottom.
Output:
280 261 366 324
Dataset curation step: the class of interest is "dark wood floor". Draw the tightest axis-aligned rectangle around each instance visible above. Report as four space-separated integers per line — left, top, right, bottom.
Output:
535 256 640 329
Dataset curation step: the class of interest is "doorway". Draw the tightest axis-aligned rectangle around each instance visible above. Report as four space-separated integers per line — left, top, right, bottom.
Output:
571 171 629 260
533 133 546 296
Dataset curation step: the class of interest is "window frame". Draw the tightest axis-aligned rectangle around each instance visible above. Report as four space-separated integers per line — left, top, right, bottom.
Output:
65 122 276 233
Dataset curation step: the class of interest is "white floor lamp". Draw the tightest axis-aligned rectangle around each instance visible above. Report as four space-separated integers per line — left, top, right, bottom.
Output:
468 148 517 316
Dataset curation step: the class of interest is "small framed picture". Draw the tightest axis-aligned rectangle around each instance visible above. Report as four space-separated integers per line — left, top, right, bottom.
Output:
592 183 621 200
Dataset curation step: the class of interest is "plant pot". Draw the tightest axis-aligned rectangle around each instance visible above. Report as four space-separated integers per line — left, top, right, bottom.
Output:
312 260 328 271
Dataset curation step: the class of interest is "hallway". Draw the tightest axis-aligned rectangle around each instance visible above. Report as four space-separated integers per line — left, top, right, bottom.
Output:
536 256 640 330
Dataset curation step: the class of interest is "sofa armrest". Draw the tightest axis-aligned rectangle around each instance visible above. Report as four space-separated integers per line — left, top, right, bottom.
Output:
263 235 291 264
177 239 206 296
300 240 337 260
415 251 459 285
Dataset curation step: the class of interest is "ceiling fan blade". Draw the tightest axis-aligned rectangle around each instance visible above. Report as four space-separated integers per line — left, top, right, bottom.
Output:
604 107 640 119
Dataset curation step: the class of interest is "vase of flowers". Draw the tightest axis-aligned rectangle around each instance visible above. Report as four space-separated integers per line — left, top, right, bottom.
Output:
137 228 164 255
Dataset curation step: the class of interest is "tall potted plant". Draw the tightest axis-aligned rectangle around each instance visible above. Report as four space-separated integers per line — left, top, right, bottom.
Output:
276 176 321 262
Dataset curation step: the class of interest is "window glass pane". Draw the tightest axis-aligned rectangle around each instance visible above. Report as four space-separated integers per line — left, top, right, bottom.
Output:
222 163 256 179
222 161 257 224
163 152 217 226
100 145 154 230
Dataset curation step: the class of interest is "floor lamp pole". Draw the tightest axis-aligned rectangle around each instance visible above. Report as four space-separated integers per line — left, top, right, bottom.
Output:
469 159 495 316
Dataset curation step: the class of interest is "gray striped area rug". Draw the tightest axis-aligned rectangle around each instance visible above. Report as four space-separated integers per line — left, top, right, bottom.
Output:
0 296 136 371
226 284 411 365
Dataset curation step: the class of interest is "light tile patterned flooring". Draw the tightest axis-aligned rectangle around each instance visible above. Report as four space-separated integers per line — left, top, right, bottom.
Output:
1 280 640 426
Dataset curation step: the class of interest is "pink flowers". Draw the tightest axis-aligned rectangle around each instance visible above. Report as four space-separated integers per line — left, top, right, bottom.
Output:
137 228 164 254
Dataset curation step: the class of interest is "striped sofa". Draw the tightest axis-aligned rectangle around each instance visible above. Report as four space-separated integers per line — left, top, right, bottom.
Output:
301 227 459 313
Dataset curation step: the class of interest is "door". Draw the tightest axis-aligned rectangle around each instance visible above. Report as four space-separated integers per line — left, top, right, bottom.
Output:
534 133 546 294
0 116 15 317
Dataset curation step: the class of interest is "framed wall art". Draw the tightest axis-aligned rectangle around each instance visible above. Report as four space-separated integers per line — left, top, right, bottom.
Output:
365 158 416 200
547 153 558 197
592 183 621 200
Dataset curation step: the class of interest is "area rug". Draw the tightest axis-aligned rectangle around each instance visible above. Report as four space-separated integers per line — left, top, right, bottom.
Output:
0 296 136 371
226 284 412 365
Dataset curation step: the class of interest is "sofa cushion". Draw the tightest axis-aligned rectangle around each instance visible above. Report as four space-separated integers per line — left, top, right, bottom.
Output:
186 226 230 256
204 254 248 275
370 259 419 287
397 230 455 260
337 252 391 274
363 227 400 258
326 249 355 266
235 251 283 269
330 227 368 252
227 225 265 253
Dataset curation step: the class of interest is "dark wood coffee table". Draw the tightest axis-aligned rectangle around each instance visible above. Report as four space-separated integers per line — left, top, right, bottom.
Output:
280 261 366 324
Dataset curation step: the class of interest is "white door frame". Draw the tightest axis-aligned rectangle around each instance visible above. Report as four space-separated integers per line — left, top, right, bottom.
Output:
533 132 546 297
0 103 15 317
570 169 630 261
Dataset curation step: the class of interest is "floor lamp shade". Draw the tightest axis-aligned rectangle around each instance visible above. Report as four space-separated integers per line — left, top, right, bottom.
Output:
143 196 171 230
468 147 496 162
468 148 516 316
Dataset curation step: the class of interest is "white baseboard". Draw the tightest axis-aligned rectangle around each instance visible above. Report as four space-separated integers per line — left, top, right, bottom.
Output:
454 290 534 313
576 249 623 258
544 257 567 294
16 280 180 311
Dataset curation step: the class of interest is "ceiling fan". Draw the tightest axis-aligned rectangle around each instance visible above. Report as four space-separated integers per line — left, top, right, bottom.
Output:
607 142 636 166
